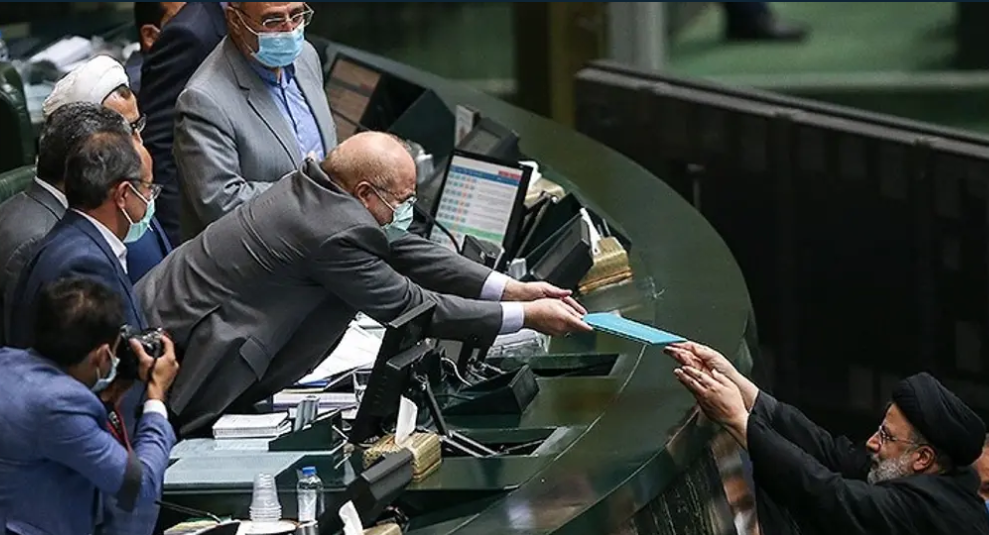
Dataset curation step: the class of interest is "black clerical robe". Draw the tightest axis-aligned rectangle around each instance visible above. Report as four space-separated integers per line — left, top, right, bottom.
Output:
747 393 989 535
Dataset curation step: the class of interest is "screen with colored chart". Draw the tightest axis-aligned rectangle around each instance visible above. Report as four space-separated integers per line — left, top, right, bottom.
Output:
430 153 526 252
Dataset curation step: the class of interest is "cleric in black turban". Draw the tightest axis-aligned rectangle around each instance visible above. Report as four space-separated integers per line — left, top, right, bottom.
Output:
890 372 986 468
667 341 989 535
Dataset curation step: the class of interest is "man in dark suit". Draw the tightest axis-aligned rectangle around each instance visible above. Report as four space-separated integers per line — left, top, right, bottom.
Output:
126 1 187 95
41 55 173 283
0 104 108 346
10 110 153 346
0 278 178 535
139 1 225 245
138 132 590 436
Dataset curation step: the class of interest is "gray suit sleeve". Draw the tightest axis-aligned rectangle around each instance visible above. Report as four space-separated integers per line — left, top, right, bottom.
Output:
388 233 493 298
315 226 503 342
174 87 275 226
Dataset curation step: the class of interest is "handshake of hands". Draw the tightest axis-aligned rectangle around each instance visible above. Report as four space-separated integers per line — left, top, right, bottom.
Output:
664 342 761 448
502 280 593 337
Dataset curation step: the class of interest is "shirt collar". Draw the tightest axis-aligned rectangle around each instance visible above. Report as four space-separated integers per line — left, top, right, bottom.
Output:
72 209 128 274
248 59 295 88
33 177 67 208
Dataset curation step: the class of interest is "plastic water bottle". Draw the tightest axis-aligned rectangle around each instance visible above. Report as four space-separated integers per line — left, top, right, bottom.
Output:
0 31 9 62
297 466 324 523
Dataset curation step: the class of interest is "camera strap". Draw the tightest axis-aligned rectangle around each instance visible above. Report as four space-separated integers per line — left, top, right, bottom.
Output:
106 406 132 451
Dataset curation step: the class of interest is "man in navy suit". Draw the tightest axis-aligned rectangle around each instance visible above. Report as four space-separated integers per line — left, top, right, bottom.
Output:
41 55 173 283
0 278 178 535
10 107 154 345
139 1 226 245
7 108 162 535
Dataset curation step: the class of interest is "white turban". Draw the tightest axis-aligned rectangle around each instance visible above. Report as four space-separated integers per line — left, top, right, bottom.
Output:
42 55 130 120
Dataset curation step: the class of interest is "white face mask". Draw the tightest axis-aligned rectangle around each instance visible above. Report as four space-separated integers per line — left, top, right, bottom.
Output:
91 348 119 394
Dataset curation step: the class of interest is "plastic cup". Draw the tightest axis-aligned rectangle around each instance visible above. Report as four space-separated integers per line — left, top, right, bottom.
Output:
248 473 282 523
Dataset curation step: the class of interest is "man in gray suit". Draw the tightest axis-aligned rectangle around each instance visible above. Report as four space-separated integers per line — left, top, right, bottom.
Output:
173 2 336 240
0 104 126 345
138 132 590 436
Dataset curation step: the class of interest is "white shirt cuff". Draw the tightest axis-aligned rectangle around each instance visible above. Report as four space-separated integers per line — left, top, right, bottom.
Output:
499 302 525 335
480 271 511 301
143 399 168 418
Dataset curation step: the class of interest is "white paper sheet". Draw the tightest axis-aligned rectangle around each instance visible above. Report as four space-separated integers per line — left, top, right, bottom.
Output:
296 323 382 385
395 396 418 447
339 501 364 535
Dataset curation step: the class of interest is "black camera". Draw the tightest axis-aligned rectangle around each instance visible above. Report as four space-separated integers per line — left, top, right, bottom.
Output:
116 325 166 380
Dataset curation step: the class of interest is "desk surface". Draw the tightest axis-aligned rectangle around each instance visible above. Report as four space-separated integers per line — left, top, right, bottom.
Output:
165 42 754 535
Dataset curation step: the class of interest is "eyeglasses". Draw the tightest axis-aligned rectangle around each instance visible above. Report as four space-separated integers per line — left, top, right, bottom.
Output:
236 5 313 31
129 180 162 202
130 114 146 136
876 424 926 447
371 185 416 210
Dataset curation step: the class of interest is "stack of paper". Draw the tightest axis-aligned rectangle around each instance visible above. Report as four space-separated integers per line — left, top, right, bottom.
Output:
211 413 290 440
272 390 357 411
295 322 382 386
29 36 94 71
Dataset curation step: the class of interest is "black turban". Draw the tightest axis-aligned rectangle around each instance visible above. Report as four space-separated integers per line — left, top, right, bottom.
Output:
891 372 986 466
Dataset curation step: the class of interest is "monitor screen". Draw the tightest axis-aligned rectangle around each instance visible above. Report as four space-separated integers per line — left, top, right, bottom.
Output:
429 153 530 252
348 302 436 444
325 57 382 140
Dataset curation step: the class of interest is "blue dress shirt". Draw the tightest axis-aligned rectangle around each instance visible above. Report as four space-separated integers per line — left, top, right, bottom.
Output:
248 61 325 161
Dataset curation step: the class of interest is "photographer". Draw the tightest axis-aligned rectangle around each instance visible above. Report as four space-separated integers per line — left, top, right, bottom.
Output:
0 278 178 535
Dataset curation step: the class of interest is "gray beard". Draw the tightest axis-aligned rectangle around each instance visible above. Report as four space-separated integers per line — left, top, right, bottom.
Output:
867 453 913 484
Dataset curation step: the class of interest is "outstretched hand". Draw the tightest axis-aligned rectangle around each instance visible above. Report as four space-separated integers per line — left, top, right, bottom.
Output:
675 366 749 448
504 280 587 315
665 341 760 410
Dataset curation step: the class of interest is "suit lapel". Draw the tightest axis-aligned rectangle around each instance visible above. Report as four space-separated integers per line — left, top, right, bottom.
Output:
296 60 334 154
25 181 66 219
64 213 145 327
152 218 173 253
225 39 299 164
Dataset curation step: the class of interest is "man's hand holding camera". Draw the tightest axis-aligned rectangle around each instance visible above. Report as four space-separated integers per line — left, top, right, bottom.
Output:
135 333 179 402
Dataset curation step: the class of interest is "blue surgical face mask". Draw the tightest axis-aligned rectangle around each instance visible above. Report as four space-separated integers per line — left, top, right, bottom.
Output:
122 183 155 244
252 24 305 68
92 347 119 394
373 187 415 239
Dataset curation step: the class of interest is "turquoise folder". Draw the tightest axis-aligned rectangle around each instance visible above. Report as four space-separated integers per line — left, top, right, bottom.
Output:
584 313 686 346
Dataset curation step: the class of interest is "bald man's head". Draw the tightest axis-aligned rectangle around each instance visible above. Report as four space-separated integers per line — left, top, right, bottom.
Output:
321 132 417 227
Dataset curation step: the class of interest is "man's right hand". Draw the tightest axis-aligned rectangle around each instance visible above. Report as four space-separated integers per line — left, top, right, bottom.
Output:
522 298 593 337
664 341 759 411
136 334 179 402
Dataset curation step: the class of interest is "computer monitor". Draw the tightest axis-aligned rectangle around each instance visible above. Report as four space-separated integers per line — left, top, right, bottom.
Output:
325 55 382 141
348 301 436 445
428 151 532 258
455 118 520 161
318 448 414 534
525 214 594 290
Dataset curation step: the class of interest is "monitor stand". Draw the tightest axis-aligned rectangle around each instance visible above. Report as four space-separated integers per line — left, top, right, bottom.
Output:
436 344 540 417
411 373 497 459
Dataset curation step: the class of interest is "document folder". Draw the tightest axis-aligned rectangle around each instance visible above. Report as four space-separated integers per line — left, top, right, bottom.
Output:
584 313 685 346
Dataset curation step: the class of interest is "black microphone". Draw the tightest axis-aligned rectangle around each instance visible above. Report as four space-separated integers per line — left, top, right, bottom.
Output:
413 204 463 255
